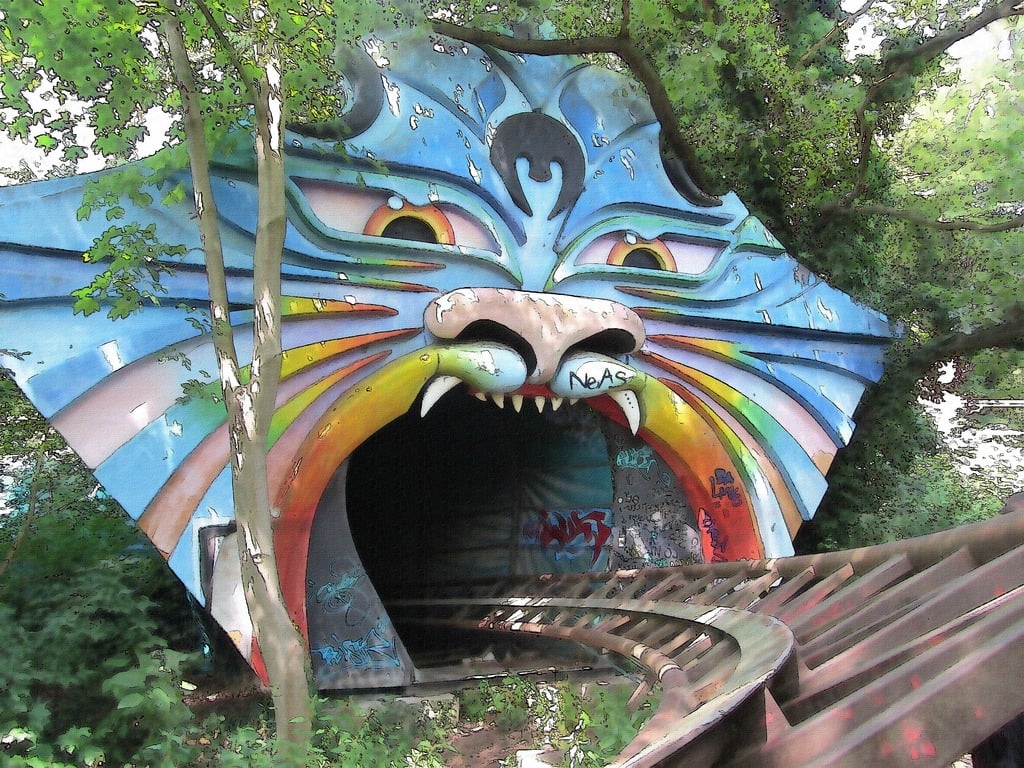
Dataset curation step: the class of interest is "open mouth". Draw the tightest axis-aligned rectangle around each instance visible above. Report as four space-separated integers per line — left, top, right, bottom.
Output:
274 344 761 682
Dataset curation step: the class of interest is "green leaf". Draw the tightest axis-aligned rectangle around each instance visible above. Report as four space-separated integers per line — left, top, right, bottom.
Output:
33 133 57 150
63 145 88 163
116 691 145 710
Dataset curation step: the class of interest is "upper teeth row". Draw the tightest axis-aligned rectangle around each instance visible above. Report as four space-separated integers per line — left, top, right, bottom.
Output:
473 391 576 413
419 374 642 434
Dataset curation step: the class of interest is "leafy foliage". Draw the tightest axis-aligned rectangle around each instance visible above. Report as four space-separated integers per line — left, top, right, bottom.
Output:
0 469 200 766
458 676 658 766
70 222 187 319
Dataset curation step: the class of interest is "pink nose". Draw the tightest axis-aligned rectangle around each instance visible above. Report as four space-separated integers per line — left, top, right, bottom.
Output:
424 288 646 385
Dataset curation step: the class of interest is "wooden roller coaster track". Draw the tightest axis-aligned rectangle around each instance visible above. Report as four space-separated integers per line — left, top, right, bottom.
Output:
391 505 1024 766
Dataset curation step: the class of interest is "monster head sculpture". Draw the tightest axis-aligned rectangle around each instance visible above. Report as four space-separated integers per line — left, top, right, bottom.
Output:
0 33 892 688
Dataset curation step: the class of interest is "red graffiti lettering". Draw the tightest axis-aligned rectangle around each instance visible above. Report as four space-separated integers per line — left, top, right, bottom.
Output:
523 509 612 566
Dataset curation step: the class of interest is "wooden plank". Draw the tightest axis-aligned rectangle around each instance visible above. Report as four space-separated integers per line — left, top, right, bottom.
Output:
797 547 976 665
751 566 816 614
773 563 855 625
786 554 912 641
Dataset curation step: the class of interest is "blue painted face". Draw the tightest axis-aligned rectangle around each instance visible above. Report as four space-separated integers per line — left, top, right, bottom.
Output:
0 32 892 689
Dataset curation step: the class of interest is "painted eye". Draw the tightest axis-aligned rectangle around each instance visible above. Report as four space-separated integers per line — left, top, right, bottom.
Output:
571 230 721 276
364 197 455 245
607 234 677 272
293 179 502 254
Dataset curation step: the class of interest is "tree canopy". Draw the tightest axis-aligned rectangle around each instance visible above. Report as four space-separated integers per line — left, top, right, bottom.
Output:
1 0 1022 753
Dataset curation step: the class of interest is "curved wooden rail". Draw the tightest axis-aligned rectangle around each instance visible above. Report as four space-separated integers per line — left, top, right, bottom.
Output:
390 506 1024 766
394 595 795 765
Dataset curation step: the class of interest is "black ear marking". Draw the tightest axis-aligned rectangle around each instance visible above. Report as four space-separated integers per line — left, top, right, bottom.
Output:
292 43 385 140
490 112 585 220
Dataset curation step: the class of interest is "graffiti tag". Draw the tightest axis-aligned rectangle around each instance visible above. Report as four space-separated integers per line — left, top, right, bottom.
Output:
522 508 612 566
699 507 729 563
569 366 633 390
710 468 743 507
614 446 657 477
311 621 401 670
314 566 364 615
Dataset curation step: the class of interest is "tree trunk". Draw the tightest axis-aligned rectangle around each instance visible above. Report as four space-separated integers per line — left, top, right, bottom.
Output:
163 14 314 754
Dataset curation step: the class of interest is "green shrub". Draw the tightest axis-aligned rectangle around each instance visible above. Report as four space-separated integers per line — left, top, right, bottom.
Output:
457 676 658 767
1 451 201 767
577 684 659 765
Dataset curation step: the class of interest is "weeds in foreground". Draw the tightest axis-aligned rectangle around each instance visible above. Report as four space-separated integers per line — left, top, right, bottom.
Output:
0 444 654 766
457 676 660 767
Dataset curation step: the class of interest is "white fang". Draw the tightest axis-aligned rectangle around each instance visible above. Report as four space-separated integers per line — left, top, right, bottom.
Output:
420 375 462 417
609 390 641 435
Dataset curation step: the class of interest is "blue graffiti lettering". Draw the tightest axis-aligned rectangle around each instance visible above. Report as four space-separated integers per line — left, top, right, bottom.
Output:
710 468 743 507
311 621 401 670
615 446 657 477
314 566 365 616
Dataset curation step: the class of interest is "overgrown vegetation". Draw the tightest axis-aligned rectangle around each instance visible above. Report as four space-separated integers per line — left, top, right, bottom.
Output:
0 426 201 765
458 676 659 766
2 0 1023 758
0 385 650 764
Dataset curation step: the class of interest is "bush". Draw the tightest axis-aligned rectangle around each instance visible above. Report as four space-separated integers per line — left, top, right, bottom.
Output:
0 452 201 767
811 450 1002 551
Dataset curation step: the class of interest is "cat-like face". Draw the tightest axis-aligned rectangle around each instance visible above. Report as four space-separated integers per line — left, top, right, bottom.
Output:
0 34 890 688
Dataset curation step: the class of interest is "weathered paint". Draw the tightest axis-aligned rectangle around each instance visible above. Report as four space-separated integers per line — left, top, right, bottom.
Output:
0 32 891 687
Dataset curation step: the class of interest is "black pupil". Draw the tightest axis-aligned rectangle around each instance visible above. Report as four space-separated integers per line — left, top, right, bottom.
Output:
621 247 664 270
381 216 439 244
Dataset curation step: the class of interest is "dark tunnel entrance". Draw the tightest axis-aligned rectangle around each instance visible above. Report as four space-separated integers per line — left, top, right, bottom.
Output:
344 389 615 664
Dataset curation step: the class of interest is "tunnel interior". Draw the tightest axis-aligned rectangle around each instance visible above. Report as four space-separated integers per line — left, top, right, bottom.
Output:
306 385 702 672
341 389 614 665
346 390 614 591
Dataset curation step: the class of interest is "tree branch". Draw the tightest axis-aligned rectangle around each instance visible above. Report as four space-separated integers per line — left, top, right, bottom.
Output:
430 20 720 201
821 203 1024 232
883 0 1024 72
192 0 262 108
798 0 879 68
835 0 1024 209
925 303 1024 362
162 17 241 381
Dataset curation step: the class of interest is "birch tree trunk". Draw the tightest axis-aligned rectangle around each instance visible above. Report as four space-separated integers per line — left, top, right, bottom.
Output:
163 14 314 753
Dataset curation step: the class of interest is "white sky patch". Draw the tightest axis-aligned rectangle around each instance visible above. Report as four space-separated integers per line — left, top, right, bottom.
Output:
841 0 1013 62
0 78 175 185
921 365 1024 495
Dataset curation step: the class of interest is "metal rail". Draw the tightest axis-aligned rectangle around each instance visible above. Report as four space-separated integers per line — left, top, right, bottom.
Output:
390 506 1024 766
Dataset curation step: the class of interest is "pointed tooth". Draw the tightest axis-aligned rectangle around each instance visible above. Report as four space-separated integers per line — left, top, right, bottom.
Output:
569 398 579 406
511 394 523 413
609 390 641 435
421 375 462 417
491 393 505 409
551 397 563 411
474 391 487 402
534 396 546 413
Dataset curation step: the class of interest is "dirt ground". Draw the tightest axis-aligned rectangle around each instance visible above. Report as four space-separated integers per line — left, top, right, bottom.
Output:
445 722 544 767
